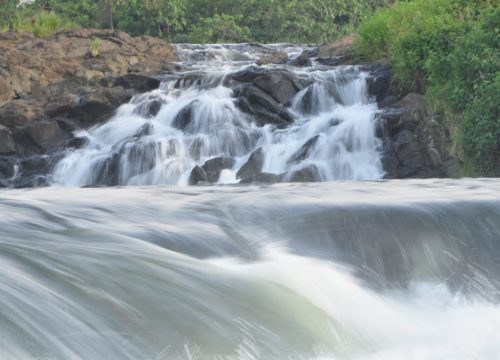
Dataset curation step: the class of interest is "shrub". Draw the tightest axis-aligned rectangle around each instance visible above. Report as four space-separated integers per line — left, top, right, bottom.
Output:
357 0 499 174
16 11 76 38
185 14 252 43
90 38 102 57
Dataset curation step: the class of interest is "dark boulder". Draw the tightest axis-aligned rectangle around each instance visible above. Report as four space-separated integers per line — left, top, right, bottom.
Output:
23 121 72 153
226 66 269 84
132 123 154 138
0 100 45 128
287 135 320 164
363 64 394 102
74 87 133 127
316 57 342 66
236 86 294 128
378 95 400 108
188 165 207 185
45 86 133 128
287 164 322 182
134 99 164 118
94 153 121 186
0 125 16 155
172 101 197 131
109 74 160 92
289 52 312 67
66 136 89 149
253 70 311 105
13 175 49 188
120 140 158 178
237 147 264 180
379 93 451 178
10 128 40 156
202 157 235 182
18 155 59 178
0 156 15 179
240 172 282 184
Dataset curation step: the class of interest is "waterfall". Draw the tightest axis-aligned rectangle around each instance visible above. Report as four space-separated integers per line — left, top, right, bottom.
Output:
51 44 384 187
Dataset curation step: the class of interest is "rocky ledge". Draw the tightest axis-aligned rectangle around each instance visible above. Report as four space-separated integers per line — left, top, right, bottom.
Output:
0 29 178 187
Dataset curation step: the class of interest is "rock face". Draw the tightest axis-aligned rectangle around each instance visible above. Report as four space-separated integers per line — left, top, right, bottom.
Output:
0 29 178 187
227 66 311 128
237 148 265 180
378 93 457 178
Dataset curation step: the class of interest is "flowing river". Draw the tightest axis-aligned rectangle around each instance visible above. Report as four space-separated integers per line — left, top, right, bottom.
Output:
1 45 499 359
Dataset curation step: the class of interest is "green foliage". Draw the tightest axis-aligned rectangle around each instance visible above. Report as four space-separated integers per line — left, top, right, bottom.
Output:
16 11 77 38
1 0 391 43
184 14 251 43
90 38 102 57
357 0 499 174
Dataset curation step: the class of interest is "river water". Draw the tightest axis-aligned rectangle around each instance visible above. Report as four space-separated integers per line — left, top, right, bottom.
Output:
1 180 500 359
1 45 500 359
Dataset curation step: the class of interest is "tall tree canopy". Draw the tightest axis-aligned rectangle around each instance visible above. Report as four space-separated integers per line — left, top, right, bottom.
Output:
3 0 392 43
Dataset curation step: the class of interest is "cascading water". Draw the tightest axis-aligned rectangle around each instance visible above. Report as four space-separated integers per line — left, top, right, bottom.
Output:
51 44 383 187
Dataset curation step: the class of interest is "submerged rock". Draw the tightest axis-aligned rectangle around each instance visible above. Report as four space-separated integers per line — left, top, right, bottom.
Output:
202 157 235 183
287 164 322 182
240 172 282 184
287 135 320 164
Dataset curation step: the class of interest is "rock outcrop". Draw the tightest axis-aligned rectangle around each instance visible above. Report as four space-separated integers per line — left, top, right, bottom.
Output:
0 29 178 187
378 93 458 178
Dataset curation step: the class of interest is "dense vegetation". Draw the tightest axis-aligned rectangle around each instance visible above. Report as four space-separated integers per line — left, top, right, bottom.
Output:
358 0 499 175
0 0 392 43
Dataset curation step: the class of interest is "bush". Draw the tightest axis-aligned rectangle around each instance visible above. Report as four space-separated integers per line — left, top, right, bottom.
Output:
185 14 252 43
357 0 468 91
16 11 76 38
357 0 499 174
90 38 102 57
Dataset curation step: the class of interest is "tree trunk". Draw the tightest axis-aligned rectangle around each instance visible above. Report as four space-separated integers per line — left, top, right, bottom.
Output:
99 0 114 30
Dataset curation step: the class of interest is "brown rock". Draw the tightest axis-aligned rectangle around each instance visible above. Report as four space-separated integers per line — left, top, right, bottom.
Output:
317 35 356 60
0 101 44 128
257 51 288 65
0 29 178 104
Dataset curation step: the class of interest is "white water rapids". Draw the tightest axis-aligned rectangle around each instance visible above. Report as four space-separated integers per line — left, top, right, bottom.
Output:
51 44 383 186
1 180 500 359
